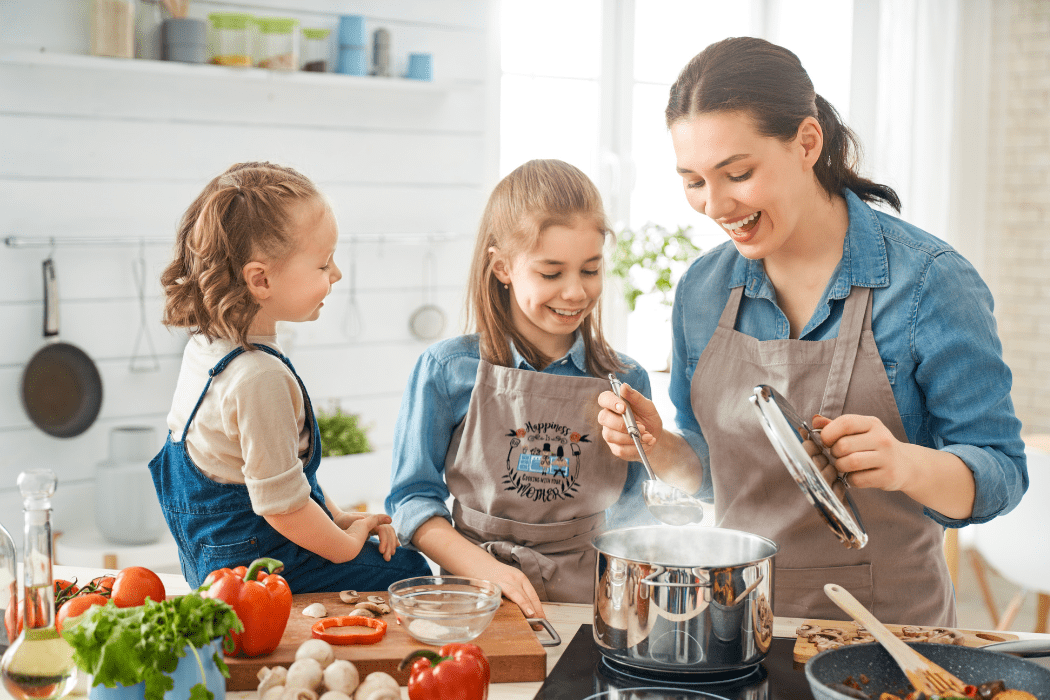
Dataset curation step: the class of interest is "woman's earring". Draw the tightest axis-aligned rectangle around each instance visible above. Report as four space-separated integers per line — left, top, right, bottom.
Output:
503 284 509 290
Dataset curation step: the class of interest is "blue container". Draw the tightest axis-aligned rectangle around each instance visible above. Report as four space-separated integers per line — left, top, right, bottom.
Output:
338 15 365 47
406 52 432 81
88 639 225 700
337 46 366 76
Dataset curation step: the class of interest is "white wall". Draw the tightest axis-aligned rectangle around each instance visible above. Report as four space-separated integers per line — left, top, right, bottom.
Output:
0 0 500 555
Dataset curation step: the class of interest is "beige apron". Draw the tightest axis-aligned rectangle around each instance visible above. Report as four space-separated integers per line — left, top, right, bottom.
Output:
692 285 956 626
444 359 628 603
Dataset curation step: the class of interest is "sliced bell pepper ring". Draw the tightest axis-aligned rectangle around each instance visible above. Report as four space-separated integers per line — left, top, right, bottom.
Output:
198 557 292 657
311 615 387 645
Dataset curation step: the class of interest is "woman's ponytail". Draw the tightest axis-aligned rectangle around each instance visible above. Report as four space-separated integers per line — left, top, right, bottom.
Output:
666 37 901 212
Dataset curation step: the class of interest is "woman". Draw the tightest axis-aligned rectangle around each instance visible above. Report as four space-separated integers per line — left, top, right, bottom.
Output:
598 37 1027 625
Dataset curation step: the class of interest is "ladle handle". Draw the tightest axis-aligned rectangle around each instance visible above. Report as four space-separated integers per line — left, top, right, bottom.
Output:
608 374 657 479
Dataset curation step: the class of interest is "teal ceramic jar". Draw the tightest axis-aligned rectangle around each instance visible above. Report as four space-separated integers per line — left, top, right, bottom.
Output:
88 638 225 700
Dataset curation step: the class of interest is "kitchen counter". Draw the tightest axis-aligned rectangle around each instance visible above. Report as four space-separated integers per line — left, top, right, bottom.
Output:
4 565 1049 700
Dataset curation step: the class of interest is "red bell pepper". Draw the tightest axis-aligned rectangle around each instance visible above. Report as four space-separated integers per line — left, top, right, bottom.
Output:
399 643 490 700
198 557 292 657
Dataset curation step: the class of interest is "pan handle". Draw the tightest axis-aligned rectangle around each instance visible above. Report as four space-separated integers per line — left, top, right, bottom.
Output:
979 638 1050 658
43 258 59 338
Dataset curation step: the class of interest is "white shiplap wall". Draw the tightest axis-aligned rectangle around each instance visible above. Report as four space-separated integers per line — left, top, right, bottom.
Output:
0 0 500 554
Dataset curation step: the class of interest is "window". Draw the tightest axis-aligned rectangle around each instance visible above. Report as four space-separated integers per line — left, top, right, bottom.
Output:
500 0 855 371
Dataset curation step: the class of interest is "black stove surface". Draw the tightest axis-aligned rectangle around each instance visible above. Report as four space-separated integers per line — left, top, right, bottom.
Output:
532 625 814 700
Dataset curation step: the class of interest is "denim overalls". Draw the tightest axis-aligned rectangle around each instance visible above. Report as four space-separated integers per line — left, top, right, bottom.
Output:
149 344 430 591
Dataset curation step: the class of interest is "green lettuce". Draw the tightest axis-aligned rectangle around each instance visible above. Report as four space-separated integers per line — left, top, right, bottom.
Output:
62 594 243 700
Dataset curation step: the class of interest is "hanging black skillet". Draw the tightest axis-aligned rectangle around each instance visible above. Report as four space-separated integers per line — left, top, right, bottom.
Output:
21 258 103 438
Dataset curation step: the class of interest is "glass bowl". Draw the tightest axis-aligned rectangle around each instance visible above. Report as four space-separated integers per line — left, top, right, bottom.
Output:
388 576 502 645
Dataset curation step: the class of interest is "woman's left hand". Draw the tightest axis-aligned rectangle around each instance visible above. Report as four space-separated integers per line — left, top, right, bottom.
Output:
811 414 911 492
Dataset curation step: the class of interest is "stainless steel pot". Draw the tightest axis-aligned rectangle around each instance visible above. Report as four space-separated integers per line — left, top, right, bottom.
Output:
593 525 778 674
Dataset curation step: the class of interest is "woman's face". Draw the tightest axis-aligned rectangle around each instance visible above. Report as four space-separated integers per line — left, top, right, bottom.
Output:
670 110 818 261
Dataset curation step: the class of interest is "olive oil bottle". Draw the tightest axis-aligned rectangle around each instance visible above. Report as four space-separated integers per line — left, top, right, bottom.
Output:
0 470 78 700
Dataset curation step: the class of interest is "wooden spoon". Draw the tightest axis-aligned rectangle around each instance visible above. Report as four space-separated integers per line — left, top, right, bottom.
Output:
824 583 970 698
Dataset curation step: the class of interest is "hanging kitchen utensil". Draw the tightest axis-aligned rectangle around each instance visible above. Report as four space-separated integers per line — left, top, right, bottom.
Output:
608 374 706 526
748 384 867 549
343 237 362 339
408 246 446 341
21 258 104 438
129 242 160 372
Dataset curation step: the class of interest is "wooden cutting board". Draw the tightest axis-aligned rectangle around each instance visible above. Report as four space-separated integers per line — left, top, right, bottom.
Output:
223 592 548 690
793 618 1019 663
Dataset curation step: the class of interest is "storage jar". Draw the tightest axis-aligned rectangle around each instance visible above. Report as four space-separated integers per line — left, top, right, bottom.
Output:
208 11 253 66
301 27 331 72
255 17 299 70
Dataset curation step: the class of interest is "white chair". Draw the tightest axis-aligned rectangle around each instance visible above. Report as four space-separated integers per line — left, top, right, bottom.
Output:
967 443 1050 632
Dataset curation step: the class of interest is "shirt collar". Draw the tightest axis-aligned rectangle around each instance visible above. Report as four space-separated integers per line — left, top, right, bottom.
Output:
729 189 890 301
508 331 589 372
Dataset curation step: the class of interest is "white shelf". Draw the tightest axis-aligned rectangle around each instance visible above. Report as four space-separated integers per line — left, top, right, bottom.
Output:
0 49 450 92
54 525 182 575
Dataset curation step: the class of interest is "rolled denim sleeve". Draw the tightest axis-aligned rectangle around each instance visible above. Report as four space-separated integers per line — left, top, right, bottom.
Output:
670 278 714 501
911 252 1028 526
386 350 457 544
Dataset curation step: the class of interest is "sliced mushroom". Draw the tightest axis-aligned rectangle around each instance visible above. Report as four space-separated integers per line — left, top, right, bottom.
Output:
796 624 822 638
346 608 376 618
366 595 386 604
338 590 359 605
927 628 966 645
257 666 288 697
354 601 390 615
302 603 328 618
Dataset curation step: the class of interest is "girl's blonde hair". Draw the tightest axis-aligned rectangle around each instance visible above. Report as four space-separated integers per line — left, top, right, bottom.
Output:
466 159 624 376
161 161 322 348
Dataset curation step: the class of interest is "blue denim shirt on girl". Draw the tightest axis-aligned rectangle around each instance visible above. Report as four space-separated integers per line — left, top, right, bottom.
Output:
149 344 430 591
385 332 659 546
669 189 1027 525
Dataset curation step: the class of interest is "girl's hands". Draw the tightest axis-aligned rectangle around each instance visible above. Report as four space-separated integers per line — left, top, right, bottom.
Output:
596 382 662 460
343 512 400 561
473 559 546 621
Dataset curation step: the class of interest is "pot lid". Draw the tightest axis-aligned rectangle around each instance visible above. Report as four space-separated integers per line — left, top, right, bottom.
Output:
748 385 868 549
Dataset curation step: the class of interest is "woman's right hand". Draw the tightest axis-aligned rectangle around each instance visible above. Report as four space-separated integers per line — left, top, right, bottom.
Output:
597 382 663 461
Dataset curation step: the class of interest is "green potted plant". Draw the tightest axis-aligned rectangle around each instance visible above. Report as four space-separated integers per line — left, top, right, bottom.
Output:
608 222 703 311
316 408 372 458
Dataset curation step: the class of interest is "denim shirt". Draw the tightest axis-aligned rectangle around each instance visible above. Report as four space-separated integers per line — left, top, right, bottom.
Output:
386 332 656 545
670 190 1027 526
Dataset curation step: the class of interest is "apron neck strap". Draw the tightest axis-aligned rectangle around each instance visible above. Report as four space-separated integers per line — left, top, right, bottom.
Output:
819 286 871 418
717 286 745 329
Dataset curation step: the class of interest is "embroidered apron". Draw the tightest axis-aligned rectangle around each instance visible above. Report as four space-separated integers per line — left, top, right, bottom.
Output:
443 360 629 603
149 344 430 591
692 285 956 626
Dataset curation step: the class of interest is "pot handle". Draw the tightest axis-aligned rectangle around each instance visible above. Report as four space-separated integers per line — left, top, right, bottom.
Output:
526 617 561 647
640 567 714 589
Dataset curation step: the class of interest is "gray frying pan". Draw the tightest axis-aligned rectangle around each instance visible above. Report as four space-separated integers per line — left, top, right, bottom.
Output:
20 258 103 438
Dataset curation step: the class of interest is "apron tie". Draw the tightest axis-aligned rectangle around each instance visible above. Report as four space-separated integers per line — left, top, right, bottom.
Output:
480 541 558 601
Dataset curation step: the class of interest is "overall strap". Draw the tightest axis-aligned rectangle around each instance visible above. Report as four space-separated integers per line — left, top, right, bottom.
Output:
182 343 294 436
717 286 745 329
819 287 870 418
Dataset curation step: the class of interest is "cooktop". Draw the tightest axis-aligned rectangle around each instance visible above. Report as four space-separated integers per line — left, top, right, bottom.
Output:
532 624 814 700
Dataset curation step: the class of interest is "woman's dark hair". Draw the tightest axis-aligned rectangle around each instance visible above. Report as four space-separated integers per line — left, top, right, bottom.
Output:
666 37 900 212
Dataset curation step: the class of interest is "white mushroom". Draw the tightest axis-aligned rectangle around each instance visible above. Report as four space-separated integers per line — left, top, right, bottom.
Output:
354 672 400 700
302 603 328 618
263 687 285 700
280 688 317 700
346 608 375 618
322 660 359 696
286 658 324 691
295 639 335 669
318 693 351 700
353 601 389 615
257 666 288 696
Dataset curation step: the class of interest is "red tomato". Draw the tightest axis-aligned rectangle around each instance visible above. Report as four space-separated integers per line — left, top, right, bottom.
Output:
110 566 166 608
53 579 79 599
56 593 108 633
87 575 115 597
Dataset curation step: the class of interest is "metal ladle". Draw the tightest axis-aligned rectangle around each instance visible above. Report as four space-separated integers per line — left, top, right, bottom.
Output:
608 375 706 526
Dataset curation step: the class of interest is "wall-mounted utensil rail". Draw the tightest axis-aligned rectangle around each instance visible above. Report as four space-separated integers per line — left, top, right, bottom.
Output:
4 232 465 248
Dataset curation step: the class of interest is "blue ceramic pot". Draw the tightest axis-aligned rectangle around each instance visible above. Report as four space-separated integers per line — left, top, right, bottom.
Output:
88 638 225 700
